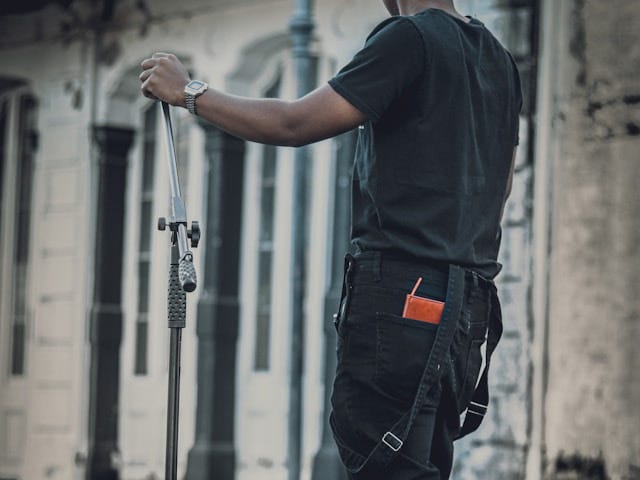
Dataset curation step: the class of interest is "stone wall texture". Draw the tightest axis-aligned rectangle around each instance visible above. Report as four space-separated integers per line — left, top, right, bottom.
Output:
544 1 640 479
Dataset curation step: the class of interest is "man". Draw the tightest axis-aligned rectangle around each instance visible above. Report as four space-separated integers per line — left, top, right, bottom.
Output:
141 0 521 478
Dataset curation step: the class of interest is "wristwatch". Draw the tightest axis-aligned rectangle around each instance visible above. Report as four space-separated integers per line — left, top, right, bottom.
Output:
184 80 208 115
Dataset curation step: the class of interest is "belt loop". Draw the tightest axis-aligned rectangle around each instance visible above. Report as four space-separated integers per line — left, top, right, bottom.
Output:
373 251 382 282
472 272 479 289
336 253 356 328
486 285 492 323
465 270 478 305
345 253 355 284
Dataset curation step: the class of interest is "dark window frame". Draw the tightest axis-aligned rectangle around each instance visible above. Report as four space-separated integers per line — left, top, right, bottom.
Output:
0 90 37 377
253 73 282 371
134 104 157 376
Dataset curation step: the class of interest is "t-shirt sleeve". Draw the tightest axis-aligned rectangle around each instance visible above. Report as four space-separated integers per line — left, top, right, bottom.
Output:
328 18 425 123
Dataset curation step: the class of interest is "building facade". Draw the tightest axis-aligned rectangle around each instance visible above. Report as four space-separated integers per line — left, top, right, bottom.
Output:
0 1 638 480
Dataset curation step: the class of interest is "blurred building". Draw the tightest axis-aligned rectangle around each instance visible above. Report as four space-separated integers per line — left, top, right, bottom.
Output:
0 1 638 480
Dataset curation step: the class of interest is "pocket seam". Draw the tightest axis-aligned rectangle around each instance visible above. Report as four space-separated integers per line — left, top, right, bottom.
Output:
375 311 440 331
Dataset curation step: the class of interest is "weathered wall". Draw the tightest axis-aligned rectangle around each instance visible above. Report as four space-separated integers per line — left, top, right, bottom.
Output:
544 0 640 479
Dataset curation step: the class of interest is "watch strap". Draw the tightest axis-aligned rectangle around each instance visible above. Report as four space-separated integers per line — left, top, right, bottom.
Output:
185 92 197 115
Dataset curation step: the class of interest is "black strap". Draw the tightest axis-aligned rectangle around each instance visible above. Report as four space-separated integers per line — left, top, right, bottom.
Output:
456 286 503 439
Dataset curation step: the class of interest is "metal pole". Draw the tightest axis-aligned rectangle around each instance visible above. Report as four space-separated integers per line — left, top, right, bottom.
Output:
165 243 185 480
160 102 197 293
288 2 315 480
159 102 199 480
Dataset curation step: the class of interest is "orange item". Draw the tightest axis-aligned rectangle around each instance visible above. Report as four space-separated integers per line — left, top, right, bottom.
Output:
402 277 444 325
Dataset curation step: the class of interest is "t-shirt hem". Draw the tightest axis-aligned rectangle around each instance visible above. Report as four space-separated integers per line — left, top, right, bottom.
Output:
328 78 381 123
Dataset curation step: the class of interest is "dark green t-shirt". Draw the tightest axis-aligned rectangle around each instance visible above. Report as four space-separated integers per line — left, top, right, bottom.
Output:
329 9 522 279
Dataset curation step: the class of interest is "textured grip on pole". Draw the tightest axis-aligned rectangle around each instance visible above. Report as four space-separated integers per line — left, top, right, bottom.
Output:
179 257 197 292
169 262 186 328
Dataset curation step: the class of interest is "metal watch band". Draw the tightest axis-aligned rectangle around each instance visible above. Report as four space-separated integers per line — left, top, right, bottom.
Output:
185 93 197 115
184 80 208 116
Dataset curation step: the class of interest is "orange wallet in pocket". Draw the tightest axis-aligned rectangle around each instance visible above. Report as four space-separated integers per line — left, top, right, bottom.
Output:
402 277 444 325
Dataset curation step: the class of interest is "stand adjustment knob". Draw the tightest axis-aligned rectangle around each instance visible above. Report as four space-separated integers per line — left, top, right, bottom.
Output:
188 221 201 248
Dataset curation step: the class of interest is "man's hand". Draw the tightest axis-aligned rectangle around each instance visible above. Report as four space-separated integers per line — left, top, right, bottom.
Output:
140 53 190 107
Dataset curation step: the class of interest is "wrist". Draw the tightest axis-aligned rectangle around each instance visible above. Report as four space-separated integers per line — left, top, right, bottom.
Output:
177 82 188 108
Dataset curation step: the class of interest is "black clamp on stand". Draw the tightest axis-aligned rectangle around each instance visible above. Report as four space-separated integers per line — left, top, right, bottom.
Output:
158 101 201 480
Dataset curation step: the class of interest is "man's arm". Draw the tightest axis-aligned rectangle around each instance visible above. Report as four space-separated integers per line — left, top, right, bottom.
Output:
505 146 518 200
499 147 518 222
140 53 366 147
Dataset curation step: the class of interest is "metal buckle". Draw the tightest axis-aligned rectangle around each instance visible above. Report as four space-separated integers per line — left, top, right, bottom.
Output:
467 401 488 417
382 431 403 452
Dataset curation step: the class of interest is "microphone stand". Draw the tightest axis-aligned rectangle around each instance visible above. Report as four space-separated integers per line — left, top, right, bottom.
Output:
158 101 201 480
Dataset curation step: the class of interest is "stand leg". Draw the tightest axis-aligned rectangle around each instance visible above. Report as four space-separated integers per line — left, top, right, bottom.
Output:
166 243 186 480
166 328 182 480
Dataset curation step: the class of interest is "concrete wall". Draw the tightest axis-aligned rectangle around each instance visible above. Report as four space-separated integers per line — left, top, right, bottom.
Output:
543 1 640 479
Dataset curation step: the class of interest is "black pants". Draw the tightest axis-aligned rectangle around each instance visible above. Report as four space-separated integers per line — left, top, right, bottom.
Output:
330 251 500 479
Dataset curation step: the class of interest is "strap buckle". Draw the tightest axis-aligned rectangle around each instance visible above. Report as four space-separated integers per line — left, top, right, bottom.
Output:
467 401 488 417
382 431 403 452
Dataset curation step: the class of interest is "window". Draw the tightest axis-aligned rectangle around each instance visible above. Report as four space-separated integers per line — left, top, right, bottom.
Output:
253 74 281 371
134 104 157 375
0 88 37 377
174 111 191 200
0 99 7 266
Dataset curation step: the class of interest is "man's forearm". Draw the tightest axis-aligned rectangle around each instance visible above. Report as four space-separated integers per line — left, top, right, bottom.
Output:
194 90 307 147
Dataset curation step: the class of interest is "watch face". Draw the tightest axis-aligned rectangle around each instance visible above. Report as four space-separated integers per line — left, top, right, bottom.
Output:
186 80 207 95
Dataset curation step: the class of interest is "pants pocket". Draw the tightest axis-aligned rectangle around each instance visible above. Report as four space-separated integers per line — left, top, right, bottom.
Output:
374 313 438 405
